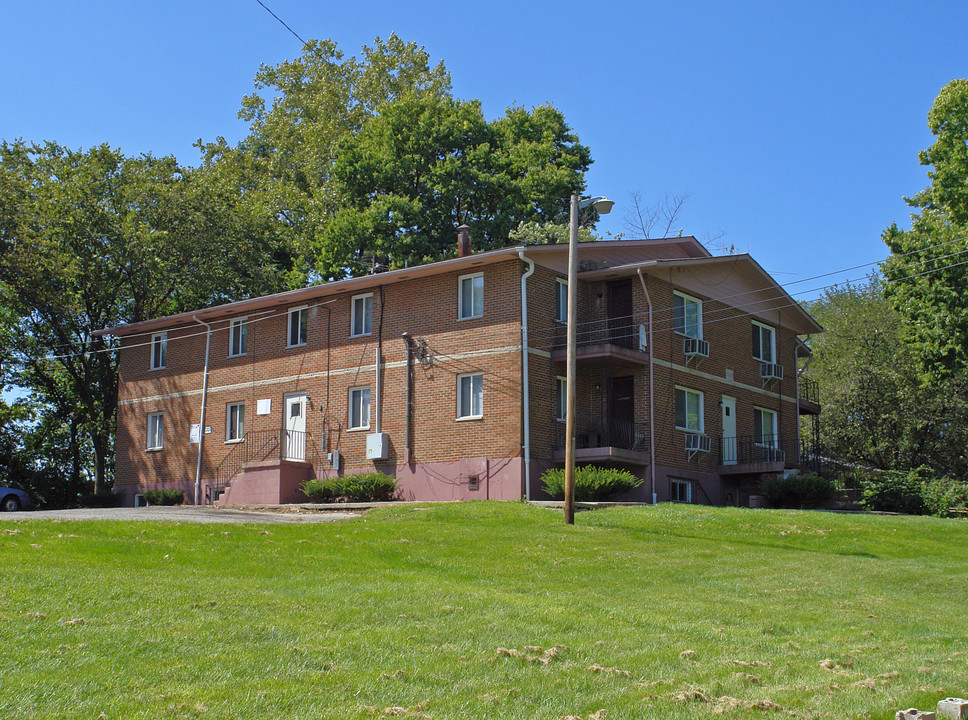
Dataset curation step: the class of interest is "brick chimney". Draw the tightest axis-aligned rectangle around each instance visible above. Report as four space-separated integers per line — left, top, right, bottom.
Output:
457 225 472 257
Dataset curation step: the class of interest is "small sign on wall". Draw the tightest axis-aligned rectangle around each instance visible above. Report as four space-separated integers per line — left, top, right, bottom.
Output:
257 398 272 415
190 425 213 444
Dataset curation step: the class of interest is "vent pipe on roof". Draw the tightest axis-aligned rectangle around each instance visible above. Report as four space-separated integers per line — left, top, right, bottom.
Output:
457 224 472 257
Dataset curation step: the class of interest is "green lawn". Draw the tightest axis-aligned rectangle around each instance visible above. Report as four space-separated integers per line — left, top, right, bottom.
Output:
2 502 966 719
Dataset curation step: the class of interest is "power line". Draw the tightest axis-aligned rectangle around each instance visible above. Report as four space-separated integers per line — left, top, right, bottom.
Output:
255 0 308 47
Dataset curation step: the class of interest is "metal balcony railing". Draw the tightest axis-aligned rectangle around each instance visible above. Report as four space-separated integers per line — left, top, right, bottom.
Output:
554 419 648 452
798 377 820 405
554 315 643 351
719 434 795 467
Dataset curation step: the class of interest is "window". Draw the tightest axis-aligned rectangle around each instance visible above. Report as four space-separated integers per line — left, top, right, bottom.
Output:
752 321 775 363
147 413 164 450
348 386 371 430
673 292 702 339
351 293 373 337
150 332 167 369
288 307 308 347
555 376 567 422
226 402 245 442
555 279 568 323
674 386 704 432
458 273 484 319
457 372 484 419
229 318 248 356
754 407 778 447
671 478 692 503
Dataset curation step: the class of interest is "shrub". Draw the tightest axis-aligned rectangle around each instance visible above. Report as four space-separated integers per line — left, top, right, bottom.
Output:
142 488 185 506
541 466 643 502
301 472 397 503
860 466 929 515
78 490 123 508
921 476 968 517
761 473 835 509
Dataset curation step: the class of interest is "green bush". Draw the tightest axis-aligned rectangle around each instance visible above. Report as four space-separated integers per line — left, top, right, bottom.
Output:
921 476 968 517
142 488 185 506
860 466 929 515
541 466 643 502
761 473 836 509
301 472 397 503
78 490 123 508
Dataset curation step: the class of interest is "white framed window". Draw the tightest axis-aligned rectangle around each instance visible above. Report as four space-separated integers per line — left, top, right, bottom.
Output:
348 386 371 430
147 412 164 450
351 293 373 337
457 372 484 419
229 318 248 357
555 376 567 422
458 273 484 320
671 477 692 503
752 321 775 363
674 386 704 433
150 332 167 370
288 307 308 347
754 407 778 447
226 402 245 442
555 278 568 323
673 291 703 339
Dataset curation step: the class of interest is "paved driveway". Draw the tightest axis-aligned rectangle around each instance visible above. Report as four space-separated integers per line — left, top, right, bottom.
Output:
2 506 361 524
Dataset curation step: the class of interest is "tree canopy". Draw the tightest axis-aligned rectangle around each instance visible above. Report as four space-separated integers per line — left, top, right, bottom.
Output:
204 35 591 281
0 141 288 494
882 79 968 380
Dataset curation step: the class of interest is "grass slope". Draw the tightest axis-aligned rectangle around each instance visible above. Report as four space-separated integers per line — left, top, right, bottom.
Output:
1 503 966 719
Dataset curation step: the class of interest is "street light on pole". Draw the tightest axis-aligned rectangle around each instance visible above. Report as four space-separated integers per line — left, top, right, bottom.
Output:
564 194 614 525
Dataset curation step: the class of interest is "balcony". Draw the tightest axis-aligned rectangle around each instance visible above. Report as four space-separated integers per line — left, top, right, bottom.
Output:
553 419 650 465
551 317 648 366
798 377 820 415
718 434 796 475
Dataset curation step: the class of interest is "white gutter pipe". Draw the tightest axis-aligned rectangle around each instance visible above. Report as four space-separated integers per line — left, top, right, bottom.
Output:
192 315 213 506
636 269 657 504
518 248 536 501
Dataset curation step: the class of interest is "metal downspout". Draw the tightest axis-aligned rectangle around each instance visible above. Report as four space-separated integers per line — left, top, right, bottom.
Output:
636 270 657 504
401 333 413 463
192 315 212 506
517 248 536 501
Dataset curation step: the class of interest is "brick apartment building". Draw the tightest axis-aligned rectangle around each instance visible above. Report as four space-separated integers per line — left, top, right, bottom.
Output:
100 230 822 507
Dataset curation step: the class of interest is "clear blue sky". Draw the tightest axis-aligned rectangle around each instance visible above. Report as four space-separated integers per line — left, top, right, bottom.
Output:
2 1 966 297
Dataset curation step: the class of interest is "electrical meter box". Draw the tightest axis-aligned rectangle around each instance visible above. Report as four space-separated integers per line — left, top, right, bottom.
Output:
366 432 389 460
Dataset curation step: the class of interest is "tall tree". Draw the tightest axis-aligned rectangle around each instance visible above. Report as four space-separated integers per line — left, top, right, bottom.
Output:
882 79 968 380
805 279 968 479
206 35 591 281
0 141 288 494
202 35 452 282
322 95 590 277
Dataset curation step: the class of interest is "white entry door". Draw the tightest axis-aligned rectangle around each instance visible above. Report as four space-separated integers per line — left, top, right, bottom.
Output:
721 396 737 465
284 393 307 461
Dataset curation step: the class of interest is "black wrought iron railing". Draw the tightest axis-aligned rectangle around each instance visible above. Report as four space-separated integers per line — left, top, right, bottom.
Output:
207 429 322 502
798 377 820 405
554 419 648 452
719 434 796 467
553 315 642 351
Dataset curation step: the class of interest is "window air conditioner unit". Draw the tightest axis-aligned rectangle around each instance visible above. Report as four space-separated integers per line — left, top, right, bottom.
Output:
685 432 710 460
683 337 709 362
760 362 783 382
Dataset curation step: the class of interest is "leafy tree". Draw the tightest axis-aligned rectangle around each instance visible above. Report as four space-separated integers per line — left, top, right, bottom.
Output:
206 35 591 280
322 95 591 277
202 35 452 282
882 79 968 380
0 141 288 493
804 279 968 479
